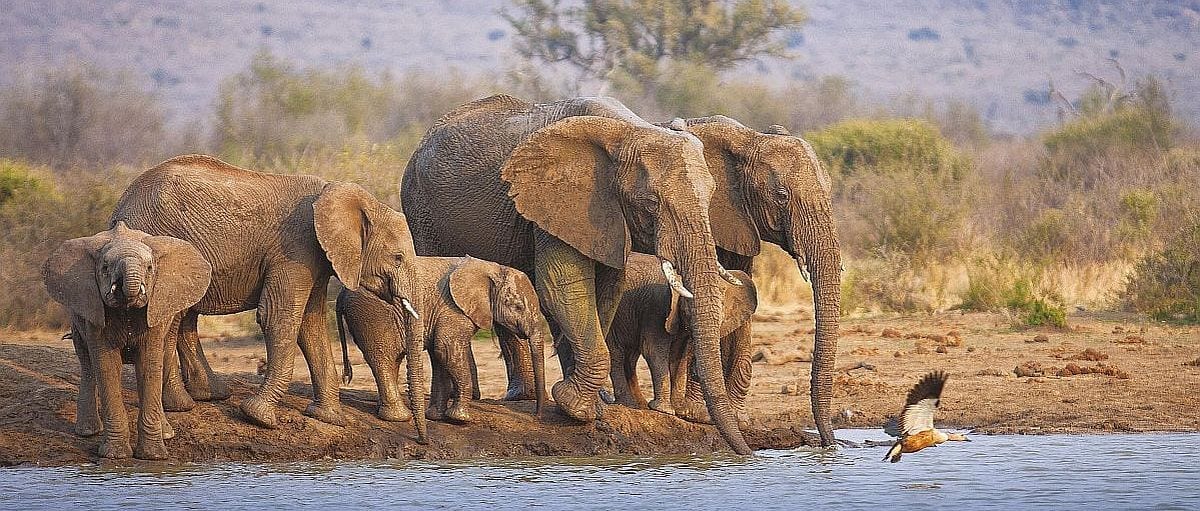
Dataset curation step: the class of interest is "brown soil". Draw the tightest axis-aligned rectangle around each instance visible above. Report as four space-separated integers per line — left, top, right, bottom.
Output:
2 310 1198 466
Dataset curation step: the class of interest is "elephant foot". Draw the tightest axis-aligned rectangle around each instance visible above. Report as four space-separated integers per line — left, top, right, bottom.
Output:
647 399 675 416
378 402 413 423
75 416 103 437
98 438 133 459
502 384 540 402
239 394 279 429
134 438 169 461
551 380 596 422
675 398 713 424
162 385 196 412
162 419 176 440
304 402 347 427
186 374 231 402
446 403 471 423
425 404 446 422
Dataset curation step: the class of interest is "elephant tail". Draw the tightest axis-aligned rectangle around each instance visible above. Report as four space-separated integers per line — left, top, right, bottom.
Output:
337 305 353 385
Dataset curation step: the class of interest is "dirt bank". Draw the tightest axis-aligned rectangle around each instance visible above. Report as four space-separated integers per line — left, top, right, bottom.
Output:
1 310 1197 466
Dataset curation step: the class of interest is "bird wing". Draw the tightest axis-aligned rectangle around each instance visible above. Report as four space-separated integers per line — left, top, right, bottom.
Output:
899 371 948 436
882 416 902 438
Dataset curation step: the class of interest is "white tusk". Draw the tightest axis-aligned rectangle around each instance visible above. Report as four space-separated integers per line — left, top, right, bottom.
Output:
110 283 118 295
400 298 420 319
718 265 744 286
139 284 146 296
795 256 811 283
660 260 694 299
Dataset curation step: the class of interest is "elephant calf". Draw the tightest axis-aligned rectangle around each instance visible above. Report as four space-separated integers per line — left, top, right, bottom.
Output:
42 222 211 460
337 256 546 426
606 253 757 418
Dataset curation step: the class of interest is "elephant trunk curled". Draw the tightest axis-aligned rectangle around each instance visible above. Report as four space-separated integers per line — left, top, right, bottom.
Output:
793 208 841 447
675 234 752 455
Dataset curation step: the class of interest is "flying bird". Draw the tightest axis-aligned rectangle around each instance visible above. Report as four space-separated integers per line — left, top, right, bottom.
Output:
883 371 969 462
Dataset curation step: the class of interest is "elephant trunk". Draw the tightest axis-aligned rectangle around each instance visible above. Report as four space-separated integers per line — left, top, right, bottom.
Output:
396 301 428 444
792 210 841 447
121 262 144 300
530 328 546 415
674 233 752 455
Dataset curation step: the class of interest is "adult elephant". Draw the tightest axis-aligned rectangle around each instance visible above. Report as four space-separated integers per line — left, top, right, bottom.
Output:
669 116 842 447
401 95 751 454
112 155 425 437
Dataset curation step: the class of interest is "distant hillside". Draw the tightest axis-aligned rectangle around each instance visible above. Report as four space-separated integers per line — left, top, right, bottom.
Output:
3 0 1197 134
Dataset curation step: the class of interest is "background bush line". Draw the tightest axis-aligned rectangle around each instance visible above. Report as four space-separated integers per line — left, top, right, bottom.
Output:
1 55 1197 330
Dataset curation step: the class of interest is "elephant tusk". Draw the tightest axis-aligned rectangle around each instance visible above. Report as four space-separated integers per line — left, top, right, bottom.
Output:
400 298 420 320
110 283 118 295
718 265 744 286
139 284 146 296
660 260 694 299
795 256 811 283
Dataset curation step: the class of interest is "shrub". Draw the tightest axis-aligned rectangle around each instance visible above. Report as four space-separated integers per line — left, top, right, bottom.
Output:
1004 278 1068 328
804 118 970 179
0 159 52 205
1122 223 1200 323
840 249 933 313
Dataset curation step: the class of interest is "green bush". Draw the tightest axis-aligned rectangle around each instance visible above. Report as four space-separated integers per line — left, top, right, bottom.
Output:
804 118 970 179
1004 278 1068 328
956 256 1021 312
1122 223 1200 323
840 249 933 313
0 159 52 205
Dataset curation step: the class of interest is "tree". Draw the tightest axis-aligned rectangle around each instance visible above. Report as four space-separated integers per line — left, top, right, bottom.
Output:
503 0 806 85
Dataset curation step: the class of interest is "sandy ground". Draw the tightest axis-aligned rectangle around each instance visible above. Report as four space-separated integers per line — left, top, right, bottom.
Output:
1 309 1197 466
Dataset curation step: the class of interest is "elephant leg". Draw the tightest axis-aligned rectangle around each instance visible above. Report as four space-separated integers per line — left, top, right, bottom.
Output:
70 327 102 437
668 336 690 414
88 336 132 459
624 347 648 408
426 354 450 421
133 328 169 460
296 280 345 427
177 311 230 402
370 347 412 422
643 332 674 415
677 346 713 424
467 342 481 400
724 322 754 429
533 233 608 422
239 273 306 428
498 327 537 401
436 328 476 423
606 341 637 408
161 315 194 412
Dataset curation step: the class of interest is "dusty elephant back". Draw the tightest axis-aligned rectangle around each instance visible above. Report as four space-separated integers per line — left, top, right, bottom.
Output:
401 96 657 270
111 155 330 314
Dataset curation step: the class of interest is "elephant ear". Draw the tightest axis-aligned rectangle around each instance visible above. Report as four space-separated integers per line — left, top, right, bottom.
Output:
501 115 631 269
719 271 757 338
314 182 373 291
144 236 212 328
685 119 761 258
42 233 112 328
448 257 494 330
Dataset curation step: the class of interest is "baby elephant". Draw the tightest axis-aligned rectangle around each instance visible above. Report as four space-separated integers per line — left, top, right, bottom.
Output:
606 253 757 416
337 256 546 425
42 222 211 460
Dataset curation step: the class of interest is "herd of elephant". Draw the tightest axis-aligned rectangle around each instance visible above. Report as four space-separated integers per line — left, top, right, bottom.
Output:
40 95 841 460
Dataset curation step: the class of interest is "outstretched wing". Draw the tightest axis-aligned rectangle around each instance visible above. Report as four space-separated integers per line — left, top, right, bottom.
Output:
899 371 948 436
882 416 902 438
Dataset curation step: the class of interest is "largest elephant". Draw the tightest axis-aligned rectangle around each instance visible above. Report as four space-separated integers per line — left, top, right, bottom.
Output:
401 95 751 454
112 155 425 437
673 116 842 447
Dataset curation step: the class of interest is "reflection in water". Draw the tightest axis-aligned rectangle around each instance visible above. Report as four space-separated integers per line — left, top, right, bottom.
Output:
2 431 1198 510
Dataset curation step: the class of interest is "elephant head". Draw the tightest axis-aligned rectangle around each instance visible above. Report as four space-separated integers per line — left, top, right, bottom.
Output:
313 183 427 441
448 256 547 414
42 222 213 328
501 114 752 454
665 269 757 340
679 116 842 446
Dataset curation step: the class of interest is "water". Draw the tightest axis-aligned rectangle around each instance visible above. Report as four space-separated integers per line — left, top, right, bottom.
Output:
2 431 1198 510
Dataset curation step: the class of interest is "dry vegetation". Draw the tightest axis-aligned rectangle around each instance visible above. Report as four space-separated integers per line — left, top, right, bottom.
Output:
1 55 1198 333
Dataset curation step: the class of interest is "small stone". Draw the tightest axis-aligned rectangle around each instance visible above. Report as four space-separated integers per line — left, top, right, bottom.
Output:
881 328 902 339
780 384 798 394
893 351 903 358
935 346 948 354
967 346 976 352
1028 334 1050 343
